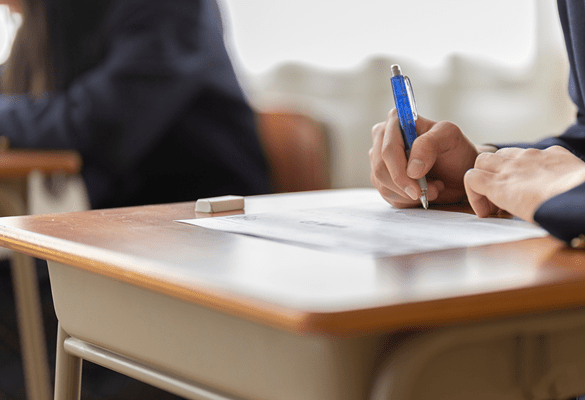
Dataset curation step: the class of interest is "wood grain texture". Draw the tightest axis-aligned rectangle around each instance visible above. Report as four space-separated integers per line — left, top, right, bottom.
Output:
0 189 582 336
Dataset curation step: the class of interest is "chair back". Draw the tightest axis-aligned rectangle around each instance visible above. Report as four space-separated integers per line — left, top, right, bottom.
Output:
256 112 331 193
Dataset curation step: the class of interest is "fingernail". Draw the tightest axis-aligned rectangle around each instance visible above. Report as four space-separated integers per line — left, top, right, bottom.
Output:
404 186 418 200
406 159 425 178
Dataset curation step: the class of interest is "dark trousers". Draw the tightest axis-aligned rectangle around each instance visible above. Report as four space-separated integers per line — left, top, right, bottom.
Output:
0 259 184 400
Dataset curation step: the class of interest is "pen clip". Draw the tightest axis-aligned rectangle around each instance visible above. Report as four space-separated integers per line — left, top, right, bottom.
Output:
404 76 418 121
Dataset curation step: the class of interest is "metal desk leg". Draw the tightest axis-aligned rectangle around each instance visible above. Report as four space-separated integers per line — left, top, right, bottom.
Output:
54 324 82 400
61 337 239 400
0 181 52 400
11 251 52 400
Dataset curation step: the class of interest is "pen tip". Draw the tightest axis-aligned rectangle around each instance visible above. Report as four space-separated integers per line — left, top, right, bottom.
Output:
420 191 429 210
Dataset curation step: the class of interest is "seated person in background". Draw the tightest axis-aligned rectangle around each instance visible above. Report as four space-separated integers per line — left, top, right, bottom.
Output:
0 0 270 398
0 0 270 210
370 0 585 248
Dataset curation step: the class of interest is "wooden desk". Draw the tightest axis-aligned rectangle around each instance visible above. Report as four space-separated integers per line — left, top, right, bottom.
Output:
0 189 584 400
0 150 82 400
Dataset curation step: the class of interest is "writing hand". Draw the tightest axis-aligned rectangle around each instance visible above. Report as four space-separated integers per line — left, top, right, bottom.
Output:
464 146 585 222
370 109 479 208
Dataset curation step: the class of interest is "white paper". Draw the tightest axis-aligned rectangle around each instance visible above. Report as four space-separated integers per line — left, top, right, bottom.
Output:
178 202 548 258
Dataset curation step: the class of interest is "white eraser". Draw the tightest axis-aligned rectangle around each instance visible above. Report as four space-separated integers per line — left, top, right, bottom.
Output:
195 195 245 213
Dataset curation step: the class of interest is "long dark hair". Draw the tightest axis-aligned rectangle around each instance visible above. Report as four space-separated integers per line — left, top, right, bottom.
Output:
1 0 52 94
1 0 113 95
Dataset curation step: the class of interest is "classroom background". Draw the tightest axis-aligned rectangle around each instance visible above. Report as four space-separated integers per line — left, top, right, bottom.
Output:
0 0 575 193
220 0 575 190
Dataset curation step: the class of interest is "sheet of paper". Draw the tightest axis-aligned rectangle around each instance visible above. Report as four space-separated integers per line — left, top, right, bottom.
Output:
178 201 548 258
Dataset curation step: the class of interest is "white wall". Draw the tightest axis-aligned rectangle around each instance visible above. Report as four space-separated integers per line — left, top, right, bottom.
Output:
221 0 577 189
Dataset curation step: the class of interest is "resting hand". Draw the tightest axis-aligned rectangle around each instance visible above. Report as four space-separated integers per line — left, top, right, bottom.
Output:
464 146 585 222
370 109 479 208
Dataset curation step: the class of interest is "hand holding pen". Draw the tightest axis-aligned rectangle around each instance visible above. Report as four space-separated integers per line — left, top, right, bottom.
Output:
369 66 480 209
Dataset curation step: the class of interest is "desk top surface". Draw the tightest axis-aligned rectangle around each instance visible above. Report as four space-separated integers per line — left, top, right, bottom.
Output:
0 188 582 336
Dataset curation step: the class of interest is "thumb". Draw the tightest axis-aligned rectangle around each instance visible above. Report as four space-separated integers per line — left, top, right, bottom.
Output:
406 119 465 179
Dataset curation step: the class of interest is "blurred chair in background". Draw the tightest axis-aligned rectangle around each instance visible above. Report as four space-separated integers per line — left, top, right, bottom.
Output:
256 111 331 193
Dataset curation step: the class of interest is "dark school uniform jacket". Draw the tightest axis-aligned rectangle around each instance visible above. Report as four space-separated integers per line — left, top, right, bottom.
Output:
0 0 270 210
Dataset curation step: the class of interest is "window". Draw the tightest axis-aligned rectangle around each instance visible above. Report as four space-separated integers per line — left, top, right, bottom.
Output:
220 0 545 75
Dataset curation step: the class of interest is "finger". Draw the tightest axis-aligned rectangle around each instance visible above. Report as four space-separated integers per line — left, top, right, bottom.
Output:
377 185 421 208
381 109 421 200
378 178 443 206
493 147 523 157
426 180 443 202
370 155 406 199
413 114 436 137
372 167 420 207
407 120 462 179
370 134 416 204
370 120 394 188
371 122 385 140
370 118 409 200
464 168 499 218
473 152 507 173
545 145 572 155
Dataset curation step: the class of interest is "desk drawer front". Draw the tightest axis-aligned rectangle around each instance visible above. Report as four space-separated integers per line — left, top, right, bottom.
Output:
48 261 385 400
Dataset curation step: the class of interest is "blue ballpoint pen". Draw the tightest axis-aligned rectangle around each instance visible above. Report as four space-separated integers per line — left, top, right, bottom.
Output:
390 64 429 209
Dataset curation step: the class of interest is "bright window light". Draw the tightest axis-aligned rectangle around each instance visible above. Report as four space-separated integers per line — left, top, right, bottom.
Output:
0 5 20 64
221 0 538 75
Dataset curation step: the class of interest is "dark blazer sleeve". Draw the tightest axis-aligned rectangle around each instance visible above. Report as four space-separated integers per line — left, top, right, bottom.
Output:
494 123 585 162
533 182 585 245
0 0 242 174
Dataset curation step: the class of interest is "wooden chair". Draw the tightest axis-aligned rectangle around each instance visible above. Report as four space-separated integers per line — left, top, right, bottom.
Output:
256 112 331 193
